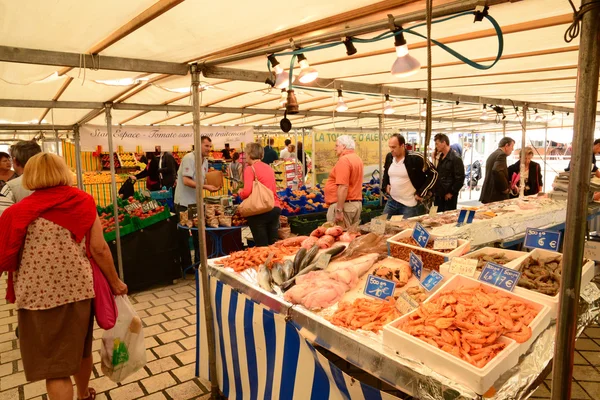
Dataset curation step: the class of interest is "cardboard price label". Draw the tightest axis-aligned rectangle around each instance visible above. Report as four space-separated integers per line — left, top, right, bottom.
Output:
433 237 458 250
580 282 600 304
412 223 431 248
396 292 419 315
390 215 405 222
479 262 521 292
409 252 423 280
371 218 387 235
420 270 444 292
429 205 438 217
315 254 332 270
364 274 396 300
449 257 478 277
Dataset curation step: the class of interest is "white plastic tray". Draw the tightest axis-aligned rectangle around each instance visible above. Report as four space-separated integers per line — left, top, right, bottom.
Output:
383 274 551 394
387 229 471 270
439 247 529 279
510 248 595 318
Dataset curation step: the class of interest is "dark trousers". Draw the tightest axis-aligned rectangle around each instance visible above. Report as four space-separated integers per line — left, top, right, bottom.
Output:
176 204 200 270
434 195 458 212
246 207 281 247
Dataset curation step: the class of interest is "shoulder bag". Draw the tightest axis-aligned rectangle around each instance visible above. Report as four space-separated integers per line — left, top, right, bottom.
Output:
238 165 275 217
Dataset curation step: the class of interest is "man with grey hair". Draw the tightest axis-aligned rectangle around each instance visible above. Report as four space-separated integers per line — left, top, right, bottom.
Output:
480 136 515 204
0 140 42 216
325 135 364 227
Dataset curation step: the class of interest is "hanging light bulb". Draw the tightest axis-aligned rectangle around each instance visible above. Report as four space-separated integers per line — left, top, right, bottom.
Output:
383 94 395 115
279 89 287 108
296 53 318 83
481 104 489 120
266 55 290 90
335 89 348 112
533 109 544 122
420 98 427 117
390 28 421 78
550 111 557 121
343 37 357 56
286 90 299 114
513 107 523 121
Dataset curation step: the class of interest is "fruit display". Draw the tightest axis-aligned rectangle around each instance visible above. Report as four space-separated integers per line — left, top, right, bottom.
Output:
83 172 128 184
277 186 328 216
118 153 137 168
101 152 121 170
99 212 126 233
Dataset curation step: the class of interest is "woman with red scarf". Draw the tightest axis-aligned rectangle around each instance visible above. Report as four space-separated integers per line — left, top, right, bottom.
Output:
0 153 127 400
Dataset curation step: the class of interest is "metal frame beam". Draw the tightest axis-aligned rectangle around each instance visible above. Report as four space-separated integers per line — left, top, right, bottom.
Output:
0 46 188 75
0 124 72 131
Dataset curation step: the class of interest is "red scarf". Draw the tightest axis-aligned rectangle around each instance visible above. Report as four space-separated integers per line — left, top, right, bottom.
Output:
0 186 97 303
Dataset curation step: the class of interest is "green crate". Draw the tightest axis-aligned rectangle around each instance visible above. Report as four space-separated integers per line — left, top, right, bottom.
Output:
103 216 136 242
360 207 384 224
289 212 328 235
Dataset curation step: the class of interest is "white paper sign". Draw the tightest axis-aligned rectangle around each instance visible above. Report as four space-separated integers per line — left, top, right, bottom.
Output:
80 124 254 152
396 292 420 315
371 218 387 235
429 205 438 216
449 257 479 277
390 215 404 222
581 282 600 304
433 237 458 250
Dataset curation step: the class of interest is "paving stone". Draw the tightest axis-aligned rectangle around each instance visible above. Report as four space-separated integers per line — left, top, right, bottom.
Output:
0 371 26 391
172 364 195 383
94 362 104 378
167 300 190 311
154 290 177 299
585 328 600 339
0 316 18 327
0 342 13 354
0 349 20 364
16 361 22 372
139 394 168 400
147 357 179 375
0 333 16 344
154 343 184 358
137 309 150 318
185 305 196 314
143 314 168 327
0 363 13 378
140 372 177 393
166 381 204 399
161 318 189 331
108 382 145 400
133 294 158 303
580 382 600 400
171 292 194 302
150 297 174 307
581 351 600 366
575 351 590 365
143 324 166 338
120 366 149 385
182 325 196 336
145 337 160 349
187 298 197 306
89 375 119 393
530 382 550 398
179 336 196 350
23 379 46 399
576 339 600 351
158 330 186 344
174 349 196 365
147 305 171 316
183 315 196 325
146 349 157 362
573 365 600 382
0 388 19 400
572 381 592 399
134 301 153 311
165 309 189 320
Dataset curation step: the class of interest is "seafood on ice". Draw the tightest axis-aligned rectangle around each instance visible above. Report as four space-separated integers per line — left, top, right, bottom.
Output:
215 243 300 272
330 297 399 333
372 258 412 288
403 286 428 304
396 285 539 368
284 253 379 310
466 251 513 271
517 253 564 296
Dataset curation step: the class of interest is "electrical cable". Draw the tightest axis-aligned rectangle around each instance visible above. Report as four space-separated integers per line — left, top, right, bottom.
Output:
564 0 600 42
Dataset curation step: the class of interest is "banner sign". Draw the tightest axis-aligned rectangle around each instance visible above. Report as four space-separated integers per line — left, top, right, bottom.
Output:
79 124 254 152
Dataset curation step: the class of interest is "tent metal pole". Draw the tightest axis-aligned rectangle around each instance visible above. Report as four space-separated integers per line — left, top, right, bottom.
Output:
191 63 219 398
74 125 84 191
54 131 60 155
519 106 527 198
544 124 548 191
312 129 317 188
301 128 306 185
105 103 125 281
378 115 384 207
469 132 474 200
551 0 600 398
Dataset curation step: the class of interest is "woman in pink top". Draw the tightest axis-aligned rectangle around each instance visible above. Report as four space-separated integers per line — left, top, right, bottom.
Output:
239 143 281 246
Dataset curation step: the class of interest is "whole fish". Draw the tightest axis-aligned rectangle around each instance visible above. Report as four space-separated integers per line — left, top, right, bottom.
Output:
271 263 286 286
293 248 307 275
298 245 319 272
282 260 295 281
258 264 275 293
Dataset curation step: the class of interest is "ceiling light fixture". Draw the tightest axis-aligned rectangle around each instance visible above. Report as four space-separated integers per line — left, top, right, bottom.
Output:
266 55 290 89
335 89 348 112
533 109 544 122
480 104 488 120
279 89 287 108
297 53 318 84
286 89 299 114
420 98 427 117
390 28 421 78
550 111 557 121
383 94 395 115
343 37 357 56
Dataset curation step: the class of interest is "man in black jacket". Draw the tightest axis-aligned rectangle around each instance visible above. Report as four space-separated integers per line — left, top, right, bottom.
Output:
157 151 178 189
382 133 438 219
433 134 465 211
480 137 515 204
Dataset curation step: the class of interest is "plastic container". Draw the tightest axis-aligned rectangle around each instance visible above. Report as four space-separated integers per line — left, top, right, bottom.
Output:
387 229 470 270
510 248 595 317
439 247 529 279
383 274 551 394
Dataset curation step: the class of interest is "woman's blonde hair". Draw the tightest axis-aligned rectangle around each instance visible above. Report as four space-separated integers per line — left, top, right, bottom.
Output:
246 143 264 160
22 153 74 190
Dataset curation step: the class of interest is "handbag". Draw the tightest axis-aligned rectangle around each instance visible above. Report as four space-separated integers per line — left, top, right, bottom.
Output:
238 165 275 217
86 237 118 330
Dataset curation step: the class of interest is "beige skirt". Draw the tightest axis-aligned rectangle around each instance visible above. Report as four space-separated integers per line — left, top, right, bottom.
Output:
18 299 94 381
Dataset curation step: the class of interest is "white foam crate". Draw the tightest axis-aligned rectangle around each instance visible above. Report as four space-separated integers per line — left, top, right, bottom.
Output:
383 274 551 394
511 248 595 318
439 247 529 279
387 229 471 270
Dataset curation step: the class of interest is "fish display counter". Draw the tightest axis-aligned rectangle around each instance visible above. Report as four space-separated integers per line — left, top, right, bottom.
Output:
200 223 600 399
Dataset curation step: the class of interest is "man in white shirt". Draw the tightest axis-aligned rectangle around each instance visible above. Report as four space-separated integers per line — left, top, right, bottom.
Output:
279 139 292 159
0 141 42 216
381 134 437 219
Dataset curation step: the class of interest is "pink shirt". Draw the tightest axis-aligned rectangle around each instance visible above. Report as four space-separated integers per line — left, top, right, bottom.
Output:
239 161 281 208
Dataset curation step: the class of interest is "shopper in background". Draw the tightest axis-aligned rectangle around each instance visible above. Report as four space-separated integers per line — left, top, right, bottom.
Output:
0 140 42 217
134 153 147 171
480 137 515 204
287 143 296 159
450 143 463 159
297 141 311 178
0 152 17 192
433 134 465 211
280 139 292 159
508 146 543 197
239 143 281 246
565 138 600 178
131 152 161 191
262 138 279 164
157 151 178 189
0 153 127 400
174 136 221 268
228 152 243 189
221 143 233 160
325 135 364 227
382 133 438 219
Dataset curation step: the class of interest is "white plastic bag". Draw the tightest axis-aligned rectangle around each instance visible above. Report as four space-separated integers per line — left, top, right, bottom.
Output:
100 295 147 382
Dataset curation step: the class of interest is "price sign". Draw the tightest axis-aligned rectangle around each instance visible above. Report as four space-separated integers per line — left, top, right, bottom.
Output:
315 254 332 270
371 218 387 235
456 209 476 226
364 274 396 300
390 215 404 222
580 282 600 304
421 270 444 292
524 228 561 252
433 237 458 250
412 223 431 248
124 204 137 213
449 257 478 277
409 252 423 280
429 205 438 217
479 262 521 292
396 291 419 315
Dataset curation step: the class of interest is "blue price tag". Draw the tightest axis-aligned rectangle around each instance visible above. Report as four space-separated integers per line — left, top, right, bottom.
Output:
524 228 561 252
412 223 431 248
479 262 521 292
457 209 476 226
364 274 396 300
420 270 444 292
409 252 423 280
